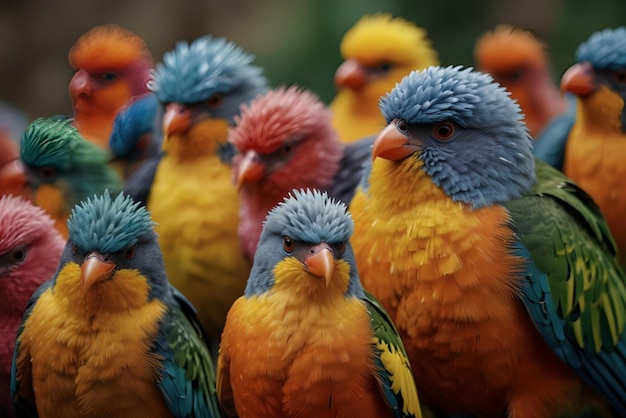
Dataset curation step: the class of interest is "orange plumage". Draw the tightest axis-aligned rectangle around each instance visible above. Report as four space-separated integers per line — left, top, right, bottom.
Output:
475 25 569 138
68 24 153 150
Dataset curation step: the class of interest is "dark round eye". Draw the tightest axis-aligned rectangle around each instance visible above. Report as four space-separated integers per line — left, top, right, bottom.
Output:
124 246 136 260
281 144 293 155
10 247 27 263
378 62 393 73
283 237 295 253
72 244 78 256
100 72 118 82
39 166 56 179
433 122 455 141
613 70 626 83
207 93 223 108
337 242 346 256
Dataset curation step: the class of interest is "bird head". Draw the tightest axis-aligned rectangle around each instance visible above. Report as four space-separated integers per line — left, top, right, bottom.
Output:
475 25 548 90
372 65 535 209
561 27 626 129
68 24 153 145
19 117 123 229
149 35 268 157
335 13 438 101
60 191 168 309
0 195 64 305
229 85 343 194
244 189 364 301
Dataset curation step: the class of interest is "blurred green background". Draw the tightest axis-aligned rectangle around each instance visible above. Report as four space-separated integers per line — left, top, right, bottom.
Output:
0 0 624 123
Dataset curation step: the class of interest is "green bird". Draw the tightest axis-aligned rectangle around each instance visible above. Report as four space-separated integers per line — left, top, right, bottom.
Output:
11 191 221 418
19 116 122 238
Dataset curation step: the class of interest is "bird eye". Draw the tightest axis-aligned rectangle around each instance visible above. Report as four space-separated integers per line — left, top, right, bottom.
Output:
283 237 295 253
71 244 78 256
207 93 223 108
377 62 393 73
100 72 118 82
433 122 455 141
612 70 626 84
39 166 56 179
336 242 346 256
124 246 136 260
9 247 27 263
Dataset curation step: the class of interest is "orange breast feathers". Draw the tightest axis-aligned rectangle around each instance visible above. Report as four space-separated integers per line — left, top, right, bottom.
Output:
218 262 392 418
349 159 591 416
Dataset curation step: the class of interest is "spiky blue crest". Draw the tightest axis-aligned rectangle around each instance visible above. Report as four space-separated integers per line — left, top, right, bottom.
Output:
68 191 154 254
378 66 535 208
380 65 524 129
576 27 626 70
264 189 353 245
20 116 111 170
149 35 263 104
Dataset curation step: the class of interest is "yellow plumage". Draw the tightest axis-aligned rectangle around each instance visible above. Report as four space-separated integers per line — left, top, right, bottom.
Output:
330 13 439 142
147 118 250 338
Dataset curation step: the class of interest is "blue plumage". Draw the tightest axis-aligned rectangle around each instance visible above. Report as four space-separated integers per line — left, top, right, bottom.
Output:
576 27 626 70
68 190 154 254
378 65 535 209
109 93 161 158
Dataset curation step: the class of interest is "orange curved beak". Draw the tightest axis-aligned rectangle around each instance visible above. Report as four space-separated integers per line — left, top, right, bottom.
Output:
334 59 367 90
81 252 116 291
561 62 596 96
163 103 191 137
304 244 335 287
372 121 418 161
236 150 265 189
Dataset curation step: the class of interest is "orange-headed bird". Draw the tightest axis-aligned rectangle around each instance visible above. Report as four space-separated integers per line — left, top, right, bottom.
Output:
229 85 373 263
560 27 626 267
350 66 626 417
68 24 153 151
0 195 64 417
330 13 439 143
145 35 268 341
218 189 422 418
475 24 570 139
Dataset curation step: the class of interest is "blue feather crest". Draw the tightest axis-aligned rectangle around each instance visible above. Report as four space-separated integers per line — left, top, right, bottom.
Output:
380 65 524 129
264 189 353 244
109 93 160 157
68 190 154 253
149 35 259 103
576 27 626 70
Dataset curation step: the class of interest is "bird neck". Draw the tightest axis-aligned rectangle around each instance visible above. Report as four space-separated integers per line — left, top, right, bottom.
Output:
162 118 230 163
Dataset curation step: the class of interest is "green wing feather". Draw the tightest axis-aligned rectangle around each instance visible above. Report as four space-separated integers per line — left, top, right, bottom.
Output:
158 288 222 418
504 158 626 412
364 290 422 418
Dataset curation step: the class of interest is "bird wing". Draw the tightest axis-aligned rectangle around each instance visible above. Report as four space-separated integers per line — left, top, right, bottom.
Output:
504 158 626 413
11 280 53 418
123 153 162 206
329 134 375 205
364 290 422 418
156 287 221 418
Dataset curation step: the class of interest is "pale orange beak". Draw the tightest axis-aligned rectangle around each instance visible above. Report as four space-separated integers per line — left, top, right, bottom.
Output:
372 121 418 161
334 59 367 90
81 252 116 291
304 244 335 287
163 103 191 137
561 62 596 96
236 150 265 189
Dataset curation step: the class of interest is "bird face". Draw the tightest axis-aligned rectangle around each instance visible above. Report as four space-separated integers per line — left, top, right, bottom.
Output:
233 137 300 189
70 68 134 117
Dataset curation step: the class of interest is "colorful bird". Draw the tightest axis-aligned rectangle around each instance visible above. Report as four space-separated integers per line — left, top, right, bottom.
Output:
11 191 221 418
68 24 153 151
145 35 268 340
109 92 162 180
330 13 439 143
558 27 626 267
474 24 571 139
217 189 422 418
18 116 123 238
350 65 626 417
0 195 64 417
229 85 373 263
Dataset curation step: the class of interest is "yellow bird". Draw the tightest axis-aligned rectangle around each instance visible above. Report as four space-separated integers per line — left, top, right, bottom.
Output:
330 13 439 143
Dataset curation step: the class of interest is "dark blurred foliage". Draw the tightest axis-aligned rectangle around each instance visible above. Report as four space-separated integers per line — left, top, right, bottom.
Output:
0 0 624 123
